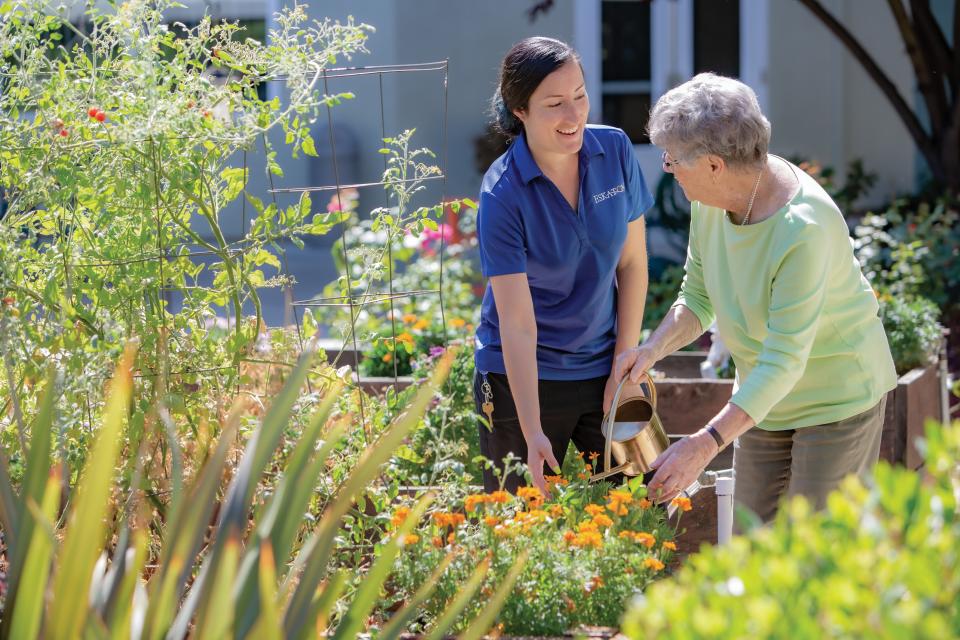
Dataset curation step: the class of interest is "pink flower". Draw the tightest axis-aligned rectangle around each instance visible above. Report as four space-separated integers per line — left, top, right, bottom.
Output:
420 223 454 256
326 188 359 213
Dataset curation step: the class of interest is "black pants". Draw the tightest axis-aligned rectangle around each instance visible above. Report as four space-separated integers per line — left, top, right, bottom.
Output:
472 370 622 493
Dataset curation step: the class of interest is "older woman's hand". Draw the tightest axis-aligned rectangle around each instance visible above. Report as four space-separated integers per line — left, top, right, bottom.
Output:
613 344 660 385
647 432 718 503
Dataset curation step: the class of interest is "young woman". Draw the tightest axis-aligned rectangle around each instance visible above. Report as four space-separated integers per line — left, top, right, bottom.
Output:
473 37 653 494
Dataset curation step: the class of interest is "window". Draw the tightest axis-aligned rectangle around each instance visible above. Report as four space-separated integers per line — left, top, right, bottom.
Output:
600 0 651 143
693 0 740 77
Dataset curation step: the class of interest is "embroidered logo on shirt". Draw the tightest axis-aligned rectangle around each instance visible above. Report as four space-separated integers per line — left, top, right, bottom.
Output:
592 183 625 205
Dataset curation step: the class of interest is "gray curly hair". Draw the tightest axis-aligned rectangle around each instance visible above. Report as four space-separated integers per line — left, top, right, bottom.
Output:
648 73 771 170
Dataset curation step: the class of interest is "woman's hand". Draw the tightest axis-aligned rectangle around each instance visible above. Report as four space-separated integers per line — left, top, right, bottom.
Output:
613 344 660 385
525 429 561 495
647 432 718 503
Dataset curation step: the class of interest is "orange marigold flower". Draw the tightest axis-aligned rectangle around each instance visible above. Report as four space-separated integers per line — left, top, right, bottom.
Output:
563 530 577 543
638 498 652 509
577 472 591 480
382 353 393 363
606 501 628 516
390 506 410 527
590 575 604 590
634 532 656 548
489 490 510 504
403 534 420 545
517 486 543 500
585 504 606 517
577 520 599 534
592 514 614 528
549 504 564 518
431 536 444 548
588 451 600 461
572 531 603 549
402 313 418 324
545 474 568 487
483 515 500 527
450 513 466 526
671 496 693 512
465 494 487 513
644 557 665 571
450 318 466 328
396 332 415 346
608 489 633 505
447 532 457 544
662 541 677 551
618 531 635 539
493 524 516 538
413 319 429 330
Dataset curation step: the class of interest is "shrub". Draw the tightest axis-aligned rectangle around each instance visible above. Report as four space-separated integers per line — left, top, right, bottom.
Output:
880 294 943 375
622 421 960 639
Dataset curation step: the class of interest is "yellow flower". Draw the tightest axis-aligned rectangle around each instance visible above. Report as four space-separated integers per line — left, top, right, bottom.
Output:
662 541 677 551
608 489 633 505
403 534 420 545
450 318 466 328
670 496 693 512
413 319 429 330
517 486 544 508
644 557 665 571
395 332 415 347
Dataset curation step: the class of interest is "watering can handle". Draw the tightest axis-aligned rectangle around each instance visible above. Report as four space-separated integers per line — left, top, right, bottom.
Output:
600 372 657 477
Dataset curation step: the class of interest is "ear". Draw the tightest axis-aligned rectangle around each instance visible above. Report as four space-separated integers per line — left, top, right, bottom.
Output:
512 108 527 124
706 154 726 180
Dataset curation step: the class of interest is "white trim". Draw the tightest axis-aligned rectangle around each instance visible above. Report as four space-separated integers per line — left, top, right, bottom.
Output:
574 0 603 123
651 0 693 101
739 0 770 112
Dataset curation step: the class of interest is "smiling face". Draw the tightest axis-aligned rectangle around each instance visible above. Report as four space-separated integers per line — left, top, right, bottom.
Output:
513 59 590 161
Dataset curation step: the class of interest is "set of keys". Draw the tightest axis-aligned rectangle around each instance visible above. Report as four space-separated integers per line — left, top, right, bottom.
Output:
481 374 494 427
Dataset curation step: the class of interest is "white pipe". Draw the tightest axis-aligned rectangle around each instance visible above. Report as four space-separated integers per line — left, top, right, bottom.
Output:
716 476 735 545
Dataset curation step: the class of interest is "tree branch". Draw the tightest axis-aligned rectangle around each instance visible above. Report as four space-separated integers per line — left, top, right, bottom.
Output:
795 0 944 181
909 0 956 98
887 0 948 132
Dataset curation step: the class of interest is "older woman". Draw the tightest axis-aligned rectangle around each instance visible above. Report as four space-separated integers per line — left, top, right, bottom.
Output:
615 73 897 522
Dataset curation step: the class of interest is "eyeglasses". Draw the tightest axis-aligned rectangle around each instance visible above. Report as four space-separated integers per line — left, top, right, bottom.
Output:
661 151 684 170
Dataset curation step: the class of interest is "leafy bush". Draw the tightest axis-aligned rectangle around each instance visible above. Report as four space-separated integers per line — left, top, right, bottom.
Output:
855 193 960 314
622 420 960 639
879 294 943 375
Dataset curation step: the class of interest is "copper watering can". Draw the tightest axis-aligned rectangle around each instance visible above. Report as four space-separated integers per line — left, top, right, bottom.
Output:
590 373 669 482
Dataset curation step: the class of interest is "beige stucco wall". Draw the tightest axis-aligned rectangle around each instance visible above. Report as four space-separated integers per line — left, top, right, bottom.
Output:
767 0 917 207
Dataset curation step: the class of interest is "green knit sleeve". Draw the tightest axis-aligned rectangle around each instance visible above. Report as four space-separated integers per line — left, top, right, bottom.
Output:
672 212 716 332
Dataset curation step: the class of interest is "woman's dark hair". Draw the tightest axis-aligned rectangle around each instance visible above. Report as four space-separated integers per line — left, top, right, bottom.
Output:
491 37 581 138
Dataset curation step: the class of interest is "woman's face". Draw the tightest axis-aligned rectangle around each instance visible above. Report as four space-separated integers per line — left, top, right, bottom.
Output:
514 59 590 159
663 150 717 204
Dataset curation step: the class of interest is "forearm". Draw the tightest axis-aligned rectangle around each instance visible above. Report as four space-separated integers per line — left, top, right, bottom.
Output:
614 262 648 358
500 325 542 439
646 304 707 361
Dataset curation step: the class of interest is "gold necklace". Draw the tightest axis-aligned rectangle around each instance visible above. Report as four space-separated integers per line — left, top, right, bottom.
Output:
740 164 765 226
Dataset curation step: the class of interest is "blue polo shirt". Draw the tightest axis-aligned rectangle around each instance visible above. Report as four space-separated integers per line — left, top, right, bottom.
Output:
474 125 653 380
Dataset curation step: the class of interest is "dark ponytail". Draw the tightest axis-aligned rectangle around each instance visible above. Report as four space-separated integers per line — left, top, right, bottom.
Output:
490 37 581 139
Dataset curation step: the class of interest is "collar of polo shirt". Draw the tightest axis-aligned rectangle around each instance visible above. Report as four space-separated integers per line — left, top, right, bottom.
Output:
513 128 606 185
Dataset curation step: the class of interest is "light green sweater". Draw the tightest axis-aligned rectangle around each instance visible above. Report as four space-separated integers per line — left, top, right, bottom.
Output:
674 162 897 430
